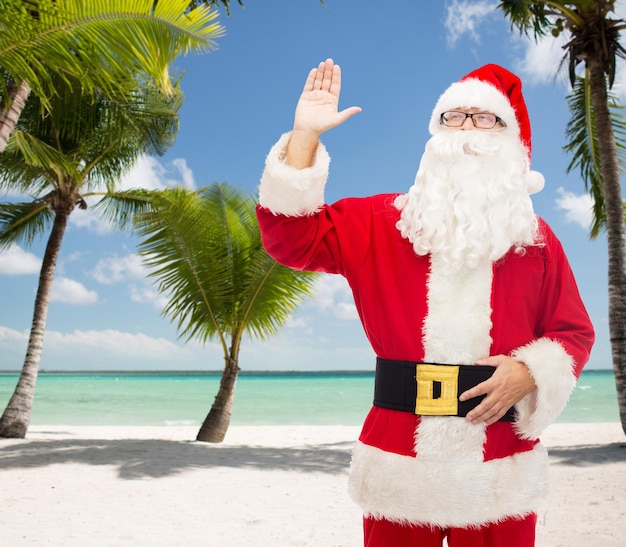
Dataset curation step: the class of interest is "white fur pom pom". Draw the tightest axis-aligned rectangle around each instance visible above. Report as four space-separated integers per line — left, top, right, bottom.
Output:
526 170 545 194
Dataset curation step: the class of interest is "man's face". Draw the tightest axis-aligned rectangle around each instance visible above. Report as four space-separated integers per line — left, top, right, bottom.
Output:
395 105 537 270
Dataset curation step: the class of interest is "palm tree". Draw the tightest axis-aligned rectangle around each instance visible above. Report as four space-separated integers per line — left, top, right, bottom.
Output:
134 183 319 443
0 75 182 438
0 0 223 152
498 0 626 434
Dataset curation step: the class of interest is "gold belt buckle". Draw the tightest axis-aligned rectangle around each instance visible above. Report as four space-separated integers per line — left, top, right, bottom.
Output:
414 364 459 416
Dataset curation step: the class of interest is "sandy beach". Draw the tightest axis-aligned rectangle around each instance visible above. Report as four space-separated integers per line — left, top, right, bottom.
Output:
0 422 623 546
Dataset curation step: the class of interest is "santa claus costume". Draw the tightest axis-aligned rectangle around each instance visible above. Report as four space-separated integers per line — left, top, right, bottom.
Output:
256 64 594 546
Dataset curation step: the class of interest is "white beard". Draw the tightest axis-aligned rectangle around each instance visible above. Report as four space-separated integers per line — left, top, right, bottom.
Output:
394 129 539 273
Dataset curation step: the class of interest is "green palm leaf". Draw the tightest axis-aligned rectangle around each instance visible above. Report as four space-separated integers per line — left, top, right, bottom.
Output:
0 200 54 248
564 75 626 237
0 0 223 108
136 187 225 344
88 189 159 231
134 183 319 354
0 70 183 200
7 130 80 181
239 250 317 340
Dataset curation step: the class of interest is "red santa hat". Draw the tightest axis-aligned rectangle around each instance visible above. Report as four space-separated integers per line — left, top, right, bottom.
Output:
429 63 545 194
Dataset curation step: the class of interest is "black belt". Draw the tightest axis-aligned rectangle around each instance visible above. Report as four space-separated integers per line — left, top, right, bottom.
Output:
373 358 516 422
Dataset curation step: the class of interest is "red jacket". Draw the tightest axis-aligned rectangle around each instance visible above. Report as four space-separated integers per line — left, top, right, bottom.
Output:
257 135 594 527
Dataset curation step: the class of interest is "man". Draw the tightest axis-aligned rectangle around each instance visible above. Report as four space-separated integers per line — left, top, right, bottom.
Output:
256 59 594 546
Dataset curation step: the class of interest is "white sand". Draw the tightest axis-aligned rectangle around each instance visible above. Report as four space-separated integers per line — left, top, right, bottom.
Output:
0 423 623 546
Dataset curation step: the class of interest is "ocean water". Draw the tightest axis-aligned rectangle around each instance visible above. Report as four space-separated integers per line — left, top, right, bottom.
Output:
0 370 619 427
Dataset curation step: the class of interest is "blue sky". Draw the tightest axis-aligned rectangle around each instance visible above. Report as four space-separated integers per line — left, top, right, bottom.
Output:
0 0 620 371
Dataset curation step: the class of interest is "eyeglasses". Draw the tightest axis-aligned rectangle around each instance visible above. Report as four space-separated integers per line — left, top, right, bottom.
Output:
440 111 504 129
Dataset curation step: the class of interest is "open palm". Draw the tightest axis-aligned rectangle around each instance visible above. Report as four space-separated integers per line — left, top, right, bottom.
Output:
293 58 361 136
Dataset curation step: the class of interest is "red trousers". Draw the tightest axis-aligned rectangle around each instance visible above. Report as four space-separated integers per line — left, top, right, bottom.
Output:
363 514 537 547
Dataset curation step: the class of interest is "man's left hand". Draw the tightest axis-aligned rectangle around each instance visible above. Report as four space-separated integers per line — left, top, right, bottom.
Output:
460 355 536 425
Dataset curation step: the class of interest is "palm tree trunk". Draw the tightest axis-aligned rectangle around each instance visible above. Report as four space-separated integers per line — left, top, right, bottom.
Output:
587 60 626 436
0 212 68 438
196 352 241 443
0 79 31 154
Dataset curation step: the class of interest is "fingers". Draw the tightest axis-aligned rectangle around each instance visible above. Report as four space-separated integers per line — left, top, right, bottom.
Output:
459 379 493 424
303 58 338 93
296 58 361 134
458 356 501 402
466 393 509 425
302 67 317 92
313 60 326 90
327 60 341 95
337 105 363 124
460 355 534 425
320 59 334 91
458 381 486 403
302 61 328 93
460 376 510 425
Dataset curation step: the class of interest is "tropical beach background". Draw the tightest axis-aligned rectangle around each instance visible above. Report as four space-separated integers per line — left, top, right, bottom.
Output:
0 369 618 427
1 3 625 545
0 0 623 377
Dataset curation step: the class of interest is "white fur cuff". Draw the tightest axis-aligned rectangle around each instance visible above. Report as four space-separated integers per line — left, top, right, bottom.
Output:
512 338 577 440
258 132 329 216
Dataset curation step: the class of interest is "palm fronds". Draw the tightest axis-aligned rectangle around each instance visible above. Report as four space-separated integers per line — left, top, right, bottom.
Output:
134 183 319 353
88 189 159 231
0 69 183 201
0 200 54 248
564 74 626 237
0 0 223 109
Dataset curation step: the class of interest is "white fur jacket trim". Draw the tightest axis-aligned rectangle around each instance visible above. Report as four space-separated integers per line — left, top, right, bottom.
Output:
258 132 329 216
348 438 548 528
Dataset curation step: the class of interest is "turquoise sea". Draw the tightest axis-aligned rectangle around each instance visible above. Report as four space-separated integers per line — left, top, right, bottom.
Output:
0 370 619 427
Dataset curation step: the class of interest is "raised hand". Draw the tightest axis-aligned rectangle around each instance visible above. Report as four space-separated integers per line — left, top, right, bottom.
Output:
294 58 362 137
286 58 361 169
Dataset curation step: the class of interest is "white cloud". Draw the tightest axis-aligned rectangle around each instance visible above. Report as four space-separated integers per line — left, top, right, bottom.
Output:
444 0 498 48
516 32 571 86
0 325 27 343
90 253 168 311
44 328 189 359
334 301 359 321
443 0 626 99
285 316 309 329
245 333 375 371
51 276 98 305
171 158 195 189
0 245 41 275
0 321 373 372
69 206 115 235
310 274 359 321
128 283 169 312
0 324 198 366
91 253 148 284
443 0 566 83
119 154 196 191
555 187 594 230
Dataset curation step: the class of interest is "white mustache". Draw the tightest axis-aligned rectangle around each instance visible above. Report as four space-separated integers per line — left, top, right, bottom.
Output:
426 131 502 157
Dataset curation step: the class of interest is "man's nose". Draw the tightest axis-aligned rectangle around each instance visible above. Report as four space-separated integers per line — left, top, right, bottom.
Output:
461 115 475 130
